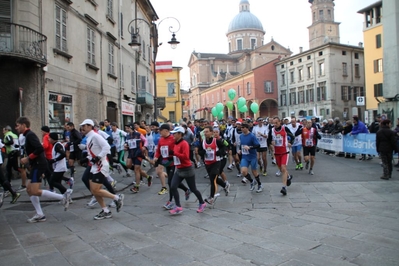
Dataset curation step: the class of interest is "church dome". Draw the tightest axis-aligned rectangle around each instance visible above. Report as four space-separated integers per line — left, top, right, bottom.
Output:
227 0 264 34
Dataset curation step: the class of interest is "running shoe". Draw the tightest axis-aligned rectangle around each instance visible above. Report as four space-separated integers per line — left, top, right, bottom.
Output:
94 210 112 220
108 201 116 208
241 177 248 184
227 164 233 171
11 192 21 204
237 173 242 177
262 170 267 176
250 180 257 191
0 192 4 208
17 185 26 192
3 191 10 198
169 206 183 215
158 187 168 195
163 201 174 210
63 189 72 211
87 196 98 208
185 189 191 201
147 175 153 187
309 170 314 175
130 186 139 193
27 214 46 223
115 193 124 212
197 202 207 213
111 180 117 188
299 163 303 170
280 187 287 196
276 170 281 177
196 162 202 168
204 197 214 205
305 161 310 170
126 173 132 177
116 164 123 174
272 158 276 165
295 164 299 170
67 177 74 189
224 181 230 196
287 175 293 186
256 184 263 193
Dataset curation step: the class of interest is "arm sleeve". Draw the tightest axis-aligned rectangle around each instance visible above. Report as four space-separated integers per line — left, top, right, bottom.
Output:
4 135 13 146
54 143 66 161
28 133 44 160
285 127 295 145
295 127 303 136
96 135 111 159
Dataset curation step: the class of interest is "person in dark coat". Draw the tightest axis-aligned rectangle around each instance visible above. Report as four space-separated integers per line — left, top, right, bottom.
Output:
343 120 355 158
394 117 399 168
376 119 398 179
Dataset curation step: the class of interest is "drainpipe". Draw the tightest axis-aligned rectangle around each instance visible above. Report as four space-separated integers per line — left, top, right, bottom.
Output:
118 0 123 125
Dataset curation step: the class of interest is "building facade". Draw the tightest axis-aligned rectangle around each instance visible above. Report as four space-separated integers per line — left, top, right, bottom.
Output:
0 0 158 133
276 0 366 121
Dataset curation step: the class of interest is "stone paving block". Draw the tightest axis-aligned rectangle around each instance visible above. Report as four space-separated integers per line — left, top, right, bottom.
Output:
369 246 399 262
168 237 224 261
0 233 20 251
350 253 398 266
229 223 274 239
25 244 58 258
328 202 365 209
35 223 73 239
256 240 298 254
294 213 337 224
0 247 33 265
52 234 93 255
306 209 350 221
241 216 282 230
64 248 114 266
309 244 360 260
4 212 30 225
240 209 280 220
321 235 380 254
301 223 362 238
113 230 157 250
64 219 99 233
286 249 355 266
291 203 331 209
270 224 329 242
112 253 159 266
19 232 50 248
353 233 399 250
30 251 71 266
264 231 320 251
226 243 286 265
218 227 265 244
321 193 347 202
203 253 256 266
269 215 312 228
168 222 208 237
138 243 193 266
278 259 313 266
190 232 242 251
92 238 136 259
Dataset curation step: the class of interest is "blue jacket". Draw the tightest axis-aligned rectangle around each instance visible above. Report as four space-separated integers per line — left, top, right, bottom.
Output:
351 121 369 135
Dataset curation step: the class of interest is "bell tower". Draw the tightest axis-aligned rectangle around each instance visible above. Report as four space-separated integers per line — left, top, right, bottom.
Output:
308 0 340 49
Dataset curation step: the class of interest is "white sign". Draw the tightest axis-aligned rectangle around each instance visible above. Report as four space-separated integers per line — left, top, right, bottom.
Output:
122 101 134 116
318 133 344 152
356 96 365 106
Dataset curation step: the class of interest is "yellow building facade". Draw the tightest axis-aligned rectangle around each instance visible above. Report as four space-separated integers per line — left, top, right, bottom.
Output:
156 66 183 123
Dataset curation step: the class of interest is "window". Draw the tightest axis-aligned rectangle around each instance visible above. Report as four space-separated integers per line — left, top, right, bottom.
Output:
131 71 135 93
319 62 325 75
271 45 275 51
281 74 285 85
119 13 123 37
290 91 296 105
306 85 314 102
108 43 115 74
353 86 365 99
342 51 347 55
328 10 331 20
139 75 146 91
264 81 273 93
167 82 175 96
55 5 67 52
307 66 313 79
319 10 324 20
0 0 11 26
107 0 113 19
355 64 360 77
298 58 302 63
290 71 294 83
298 68 303 81
169 111 175 122
342 63 348 76
298 90 304 104
237 39 243 50
251 39 256 49
319 51 323 56
308 109 313 116
290 61 293 66
247 82 251 94
87 28 95 65
326 109 330 115
374 83 383 97
237 85 240 96
119 64 124 88
307 55 311 60
320 109 325 116
142 40 146 59
280 91 286 106
374 59 383 73
354 53 359 59
341 86 352 101
376 34 382 48
281 64 285 69
317 82 326 101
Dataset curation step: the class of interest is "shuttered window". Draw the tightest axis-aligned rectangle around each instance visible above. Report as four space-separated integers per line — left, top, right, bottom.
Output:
87 27 95 65
55 5 67 51
0 0 11 32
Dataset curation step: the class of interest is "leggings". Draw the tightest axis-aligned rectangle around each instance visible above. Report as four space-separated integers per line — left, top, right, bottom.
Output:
50 171 67 194
0 165 16 195
81 166 115 194
166 166 188 202
206 161 225 198
170 168 204 207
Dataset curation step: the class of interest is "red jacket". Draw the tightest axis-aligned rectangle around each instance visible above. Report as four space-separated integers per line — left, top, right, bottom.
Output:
42 133 53 160
155 134 175 163
173 139 192 168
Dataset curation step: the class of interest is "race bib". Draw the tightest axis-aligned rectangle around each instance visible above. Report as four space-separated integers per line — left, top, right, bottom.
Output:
160 146 169 158
148 144 155 153
257 137 263 142
241 145 249 155
173 156 181 165
204 149 215 161
127 139 137 149
69 144 74 152
306 139 313 147
275 137 283 147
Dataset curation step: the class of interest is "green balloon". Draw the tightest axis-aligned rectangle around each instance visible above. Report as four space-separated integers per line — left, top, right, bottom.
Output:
237 97 246 108
228 89 236 101
211 107 218 116
218 111 224 120
250 102 259 113
216 102 224 113
239 105 248 113
226 101 233 110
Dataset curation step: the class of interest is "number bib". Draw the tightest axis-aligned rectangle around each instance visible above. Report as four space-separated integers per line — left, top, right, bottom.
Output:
275 136 283 147
257 137 263 142
306 139 313 147
127 139 137 149
241 145 249 155
173 156 181 165
69 144 74 152
148 144 155 153
204 149 215 161
160 146 169 158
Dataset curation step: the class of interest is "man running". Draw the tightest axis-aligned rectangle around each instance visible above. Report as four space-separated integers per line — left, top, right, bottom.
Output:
287 117 303 170
252 118 269 176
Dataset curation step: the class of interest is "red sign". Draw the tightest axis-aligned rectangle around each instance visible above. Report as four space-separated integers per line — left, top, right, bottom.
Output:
156 61 173 73
122 101 134 116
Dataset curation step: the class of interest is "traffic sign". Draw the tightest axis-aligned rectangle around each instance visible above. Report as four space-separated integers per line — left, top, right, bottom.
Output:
356 96 365 106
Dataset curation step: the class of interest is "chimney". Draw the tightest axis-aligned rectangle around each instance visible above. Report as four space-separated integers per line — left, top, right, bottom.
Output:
299 47 303 53
358 42 363 47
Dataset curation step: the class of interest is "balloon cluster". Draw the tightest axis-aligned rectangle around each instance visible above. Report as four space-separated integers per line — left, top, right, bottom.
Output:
211 88 259 118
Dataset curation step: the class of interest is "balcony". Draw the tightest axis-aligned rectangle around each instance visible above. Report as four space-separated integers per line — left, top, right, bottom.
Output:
136 90 154 106
0 23 47 66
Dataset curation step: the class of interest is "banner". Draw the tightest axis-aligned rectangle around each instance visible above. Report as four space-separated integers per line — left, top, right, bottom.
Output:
317 133 344 151
343 133 378 155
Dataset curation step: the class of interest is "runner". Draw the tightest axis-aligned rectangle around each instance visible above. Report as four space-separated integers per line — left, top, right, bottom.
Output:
268 117 295 196
169 126 207 215
239 123 263 193
65 122 82 179
252 118 269 176
0 138 21 207
287 117 303 170
213 127 230 196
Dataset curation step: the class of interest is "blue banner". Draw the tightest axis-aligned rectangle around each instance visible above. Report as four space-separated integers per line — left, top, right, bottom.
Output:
343 133 378 155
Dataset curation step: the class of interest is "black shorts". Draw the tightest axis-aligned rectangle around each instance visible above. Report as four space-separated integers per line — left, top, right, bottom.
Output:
303 146 316 156
257 147 268 152
205 161 221 176
28 166 47 183
231 145 238 156
90 172 107 184
69 150 82 160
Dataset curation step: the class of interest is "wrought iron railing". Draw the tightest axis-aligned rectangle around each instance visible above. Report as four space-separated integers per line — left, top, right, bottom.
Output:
0 22 47 65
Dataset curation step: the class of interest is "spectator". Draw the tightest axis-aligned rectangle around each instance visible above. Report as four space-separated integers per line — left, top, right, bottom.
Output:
343 120 355 158
394 117 399 168
376 119 398 179
351 116 371 160
368 114 381 133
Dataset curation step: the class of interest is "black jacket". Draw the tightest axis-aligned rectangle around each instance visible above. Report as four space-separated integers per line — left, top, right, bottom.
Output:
343 124 353 135
331 122 343 135
376 126 398 154
24 129 47 166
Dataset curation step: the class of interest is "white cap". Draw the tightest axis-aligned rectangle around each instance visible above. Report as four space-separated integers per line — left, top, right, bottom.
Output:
284 117 290 121
170 126 185 134
79 119 94 126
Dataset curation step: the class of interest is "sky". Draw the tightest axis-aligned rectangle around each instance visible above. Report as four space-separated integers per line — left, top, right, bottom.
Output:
150 0 377 90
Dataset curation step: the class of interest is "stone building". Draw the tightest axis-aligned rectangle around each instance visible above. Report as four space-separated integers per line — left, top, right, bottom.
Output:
188 0 291 120
276 0 366 121
0 0 157 133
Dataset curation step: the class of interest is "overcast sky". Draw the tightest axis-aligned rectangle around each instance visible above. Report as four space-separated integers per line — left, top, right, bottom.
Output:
150 0 376 90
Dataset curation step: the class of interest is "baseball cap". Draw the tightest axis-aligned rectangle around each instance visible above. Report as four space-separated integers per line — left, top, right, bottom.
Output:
159 124 171 131
150 121 160 127
170 126 185 134
80 119 94 126
41 126 50 133
284 117 290 121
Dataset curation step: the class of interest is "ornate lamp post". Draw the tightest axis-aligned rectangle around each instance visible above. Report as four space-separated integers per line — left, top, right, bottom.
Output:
128 17 180 121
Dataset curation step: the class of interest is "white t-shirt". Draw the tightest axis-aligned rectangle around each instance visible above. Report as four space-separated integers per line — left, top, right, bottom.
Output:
86 130 111 176
286 124 302 146
252 125 268 148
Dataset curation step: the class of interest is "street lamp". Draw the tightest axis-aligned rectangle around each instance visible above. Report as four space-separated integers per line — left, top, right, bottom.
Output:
127 17 181 121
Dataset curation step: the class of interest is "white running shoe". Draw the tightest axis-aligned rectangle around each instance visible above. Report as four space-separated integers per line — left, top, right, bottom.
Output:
87 196 98 208
276 170 281 177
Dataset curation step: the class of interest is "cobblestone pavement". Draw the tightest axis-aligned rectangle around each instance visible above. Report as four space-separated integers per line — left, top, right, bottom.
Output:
1 153 398 266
